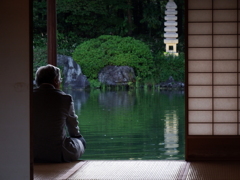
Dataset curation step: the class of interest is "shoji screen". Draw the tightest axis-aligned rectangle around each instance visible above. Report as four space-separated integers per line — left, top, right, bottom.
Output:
186 0 240 160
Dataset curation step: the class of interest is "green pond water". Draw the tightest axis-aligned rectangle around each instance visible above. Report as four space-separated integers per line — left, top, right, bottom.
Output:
65 89 185 160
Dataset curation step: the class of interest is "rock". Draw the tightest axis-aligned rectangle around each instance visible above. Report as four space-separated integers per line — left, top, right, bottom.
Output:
157 76 184 88
74 74 90 89
57 54 89 89
98 65 135 85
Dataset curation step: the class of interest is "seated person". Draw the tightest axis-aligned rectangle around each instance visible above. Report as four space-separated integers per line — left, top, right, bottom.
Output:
33 64 86 162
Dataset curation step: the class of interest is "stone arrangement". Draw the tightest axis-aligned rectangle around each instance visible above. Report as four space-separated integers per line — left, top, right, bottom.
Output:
57 54 89 89
98 65 135 86
164 0 179 56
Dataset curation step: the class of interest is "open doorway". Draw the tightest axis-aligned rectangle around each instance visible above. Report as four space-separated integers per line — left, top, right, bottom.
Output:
33 0 185 160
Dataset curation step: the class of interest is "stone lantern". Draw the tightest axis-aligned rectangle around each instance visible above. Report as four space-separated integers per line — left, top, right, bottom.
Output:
164 0 179 56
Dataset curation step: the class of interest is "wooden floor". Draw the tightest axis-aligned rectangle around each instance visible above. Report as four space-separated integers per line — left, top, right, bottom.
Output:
34 160 240 180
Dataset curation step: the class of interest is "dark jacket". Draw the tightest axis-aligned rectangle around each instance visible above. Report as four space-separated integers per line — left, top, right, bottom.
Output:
33 84 82 162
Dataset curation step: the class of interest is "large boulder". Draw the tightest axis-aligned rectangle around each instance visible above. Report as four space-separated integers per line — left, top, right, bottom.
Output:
57 54 89 89
98 65 135 85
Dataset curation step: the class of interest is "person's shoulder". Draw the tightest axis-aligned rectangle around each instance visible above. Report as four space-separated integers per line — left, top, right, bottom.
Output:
33 88 39 92
56 89 70 96
56 90 73 100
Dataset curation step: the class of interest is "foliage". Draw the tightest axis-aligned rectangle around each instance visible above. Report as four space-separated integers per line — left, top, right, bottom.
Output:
57 0 131 38
72 35 154 79
33 0 185 50
33 0 185 86
33 0 47 37
57 32 88 56
134 34 165 58
89 79 102 89
140 1 166 37
154 53 185 82
33 46 47 78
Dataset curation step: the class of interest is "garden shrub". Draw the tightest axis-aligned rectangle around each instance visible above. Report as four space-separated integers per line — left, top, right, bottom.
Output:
154 52 185 82
72 35 154 79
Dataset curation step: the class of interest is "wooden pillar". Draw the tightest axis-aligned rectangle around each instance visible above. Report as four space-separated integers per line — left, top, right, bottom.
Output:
47 0 57 65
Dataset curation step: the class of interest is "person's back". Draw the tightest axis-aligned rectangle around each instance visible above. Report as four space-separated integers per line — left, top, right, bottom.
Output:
33 65 86 163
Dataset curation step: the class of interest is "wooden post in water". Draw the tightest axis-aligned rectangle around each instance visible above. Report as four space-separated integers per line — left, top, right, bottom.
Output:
47 0 57 65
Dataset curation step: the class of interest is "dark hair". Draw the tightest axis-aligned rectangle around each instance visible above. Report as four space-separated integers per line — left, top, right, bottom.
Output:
35 64 60 87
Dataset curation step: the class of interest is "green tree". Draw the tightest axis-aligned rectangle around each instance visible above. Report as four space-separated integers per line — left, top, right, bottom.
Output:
33 0 47 47
33 0 185 78
57 0 130 38
33 0 185 47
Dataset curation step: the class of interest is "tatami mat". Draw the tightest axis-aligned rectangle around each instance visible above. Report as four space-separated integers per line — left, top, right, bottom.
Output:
186 161 240 180
34 161 86 180
34 160 240 180
68 160 186 180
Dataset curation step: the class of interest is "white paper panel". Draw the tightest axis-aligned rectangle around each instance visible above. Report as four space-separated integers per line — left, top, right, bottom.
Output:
189 86 212 97
214 124 237 135
189 48 212 59
189 73 212 85
189 35 212 47
189 10 212 22
214 23 237 34
213 48 237 60
187 0 240 137
188 0 212 9
213 61 237 72
189 61 212 72
214 73 237 85
189 111 212 122
189 98 212 110
213 35 237 47
214 111 237 122
213 0 237 9
213 10 237 21
214 98 237 110
189 23 212 34
189 124 212 135
214 86 237 97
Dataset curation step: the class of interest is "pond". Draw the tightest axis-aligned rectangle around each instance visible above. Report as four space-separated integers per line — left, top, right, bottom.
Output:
65 89 185 160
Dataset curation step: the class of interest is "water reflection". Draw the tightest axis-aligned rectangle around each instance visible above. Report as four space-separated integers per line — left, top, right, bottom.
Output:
64 89 90 113
65 89 185 160
98 91 136 108
164 110 179 159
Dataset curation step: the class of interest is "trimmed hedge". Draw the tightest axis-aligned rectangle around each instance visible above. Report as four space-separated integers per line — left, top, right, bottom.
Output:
72 35 154 79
